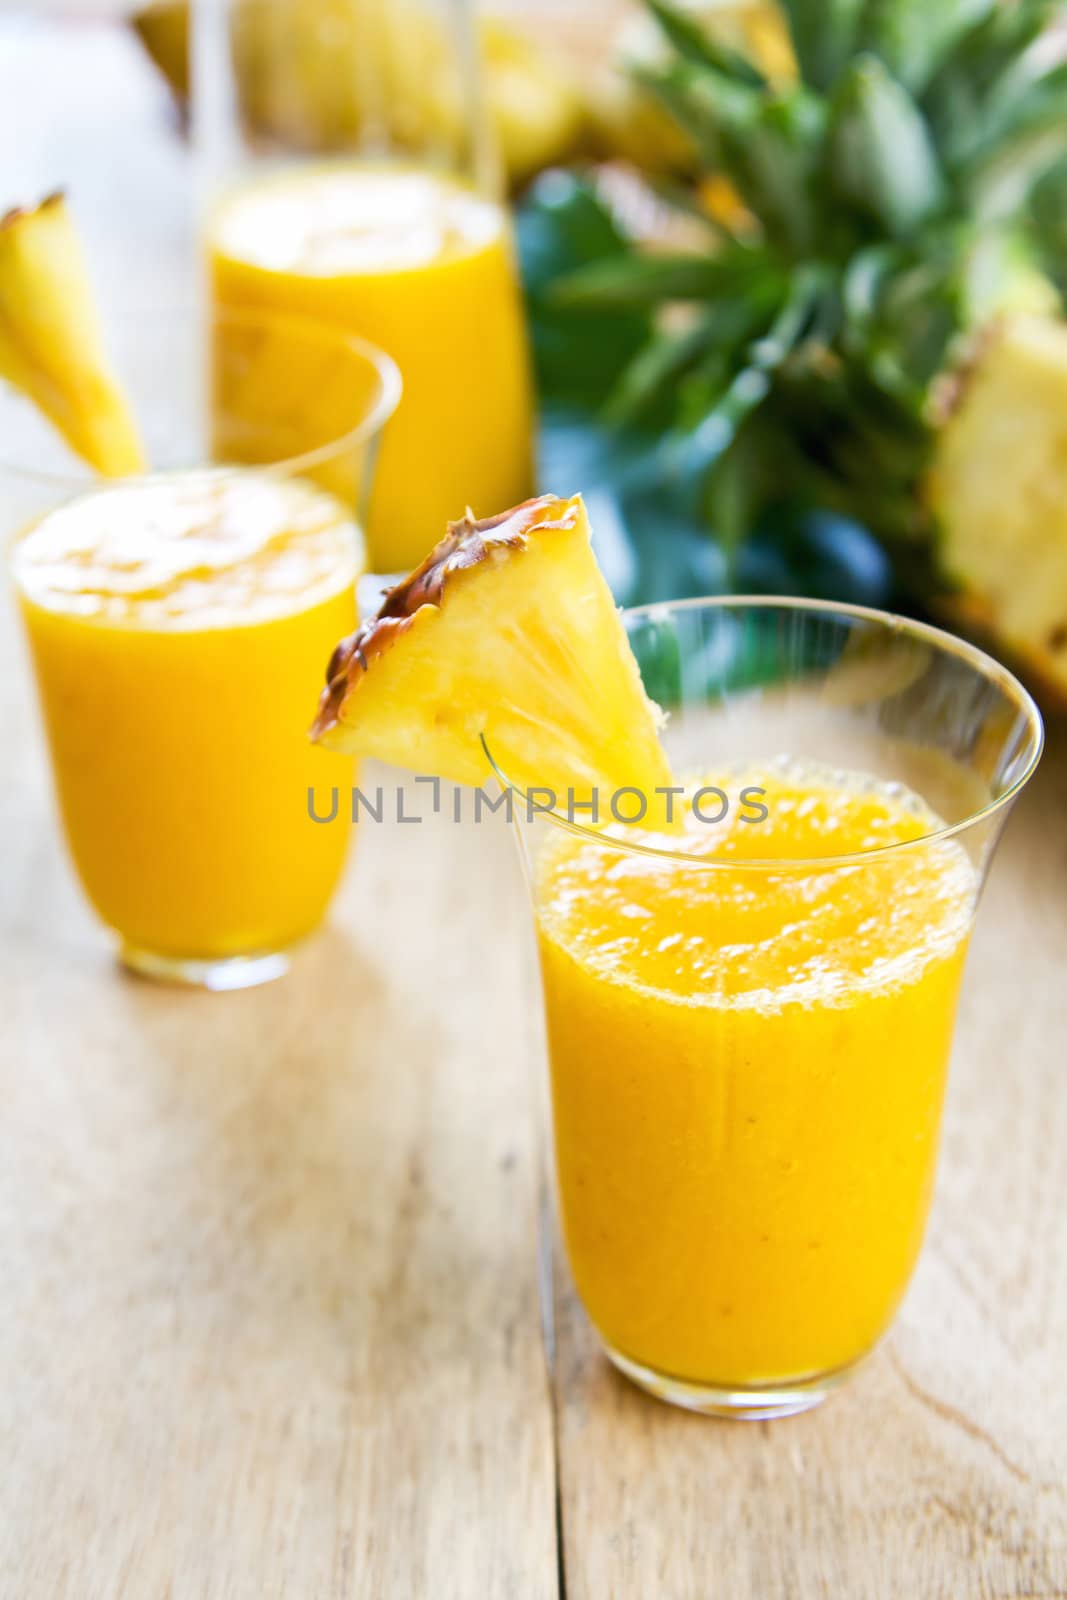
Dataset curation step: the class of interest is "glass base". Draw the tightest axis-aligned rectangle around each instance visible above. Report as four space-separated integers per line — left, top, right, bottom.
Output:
119 942 290 991
604 1343 861 1420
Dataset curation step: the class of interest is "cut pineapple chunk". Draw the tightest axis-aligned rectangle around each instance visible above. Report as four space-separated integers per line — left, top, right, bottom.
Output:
133 0 583 192
0 194 146 476
312 494 674 813
481 17 585 187
929 316 1067 702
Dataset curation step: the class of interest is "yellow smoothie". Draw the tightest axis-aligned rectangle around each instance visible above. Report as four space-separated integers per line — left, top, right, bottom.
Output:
535 763 977 1388
12 469 359 965
209 165 534 571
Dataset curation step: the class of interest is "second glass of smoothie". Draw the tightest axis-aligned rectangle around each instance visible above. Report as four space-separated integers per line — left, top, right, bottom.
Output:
7 307 400 989
196 0 534 574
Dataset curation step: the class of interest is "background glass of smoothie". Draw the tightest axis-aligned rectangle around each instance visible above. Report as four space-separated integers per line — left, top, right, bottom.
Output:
6 306 400 990
501 597 1043 1418
195 0 534 574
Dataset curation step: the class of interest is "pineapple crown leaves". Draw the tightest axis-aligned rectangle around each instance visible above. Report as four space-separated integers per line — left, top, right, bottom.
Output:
546 0 1067 557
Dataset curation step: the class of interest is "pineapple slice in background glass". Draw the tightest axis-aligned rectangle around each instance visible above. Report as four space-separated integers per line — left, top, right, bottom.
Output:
0 195 145 477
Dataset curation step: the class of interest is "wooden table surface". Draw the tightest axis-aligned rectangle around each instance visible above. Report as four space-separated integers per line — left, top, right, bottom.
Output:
2 15 1066 1597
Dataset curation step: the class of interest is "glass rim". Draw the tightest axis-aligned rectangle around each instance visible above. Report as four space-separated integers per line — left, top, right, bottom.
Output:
0 302 403 489
484 593 1045 873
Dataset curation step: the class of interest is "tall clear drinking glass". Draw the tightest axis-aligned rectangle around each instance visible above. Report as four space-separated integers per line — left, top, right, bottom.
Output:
6 306 399 990
194 0 534 573
501 598 1043 1418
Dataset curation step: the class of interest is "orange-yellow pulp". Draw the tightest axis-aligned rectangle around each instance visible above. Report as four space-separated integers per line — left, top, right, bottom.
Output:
535 763 976 1386
13 469 358 961
209 165 533 571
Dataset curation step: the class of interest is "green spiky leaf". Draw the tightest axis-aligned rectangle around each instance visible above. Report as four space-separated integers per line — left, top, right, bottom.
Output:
644 0 768 86
517 171 652 409
633 57 763 170
550 251 749 308
638 59 827 251
969 107 1067 218
829 56 946 237
519 0 1067 606
777 0 867 91
859 0 997 96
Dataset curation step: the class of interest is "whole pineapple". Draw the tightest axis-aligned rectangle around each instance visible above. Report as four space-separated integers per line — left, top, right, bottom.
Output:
555 0 1067 698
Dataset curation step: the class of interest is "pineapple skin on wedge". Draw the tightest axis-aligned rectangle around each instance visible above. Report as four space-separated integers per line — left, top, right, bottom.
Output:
0 195 145 477
312 494 674 817
929 317 1067 703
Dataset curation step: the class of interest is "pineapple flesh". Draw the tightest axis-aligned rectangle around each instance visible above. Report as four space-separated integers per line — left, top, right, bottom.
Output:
312 494 674 811
0 195 145 477
929 318 1067 701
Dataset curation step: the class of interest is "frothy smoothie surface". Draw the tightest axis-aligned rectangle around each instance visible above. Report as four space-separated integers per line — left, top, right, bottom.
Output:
536 761 977 1011
211 166 505 277
12 469 362 628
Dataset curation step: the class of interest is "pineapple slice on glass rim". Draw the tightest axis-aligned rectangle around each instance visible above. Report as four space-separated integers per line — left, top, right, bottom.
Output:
311 493 675 823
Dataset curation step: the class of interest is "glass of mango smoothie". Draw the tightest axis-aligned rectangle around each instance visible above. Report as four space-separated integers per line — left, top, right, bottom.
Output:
503 596 1043 1418
195 0 534 573
7 306 400 989
307 496 1042 1416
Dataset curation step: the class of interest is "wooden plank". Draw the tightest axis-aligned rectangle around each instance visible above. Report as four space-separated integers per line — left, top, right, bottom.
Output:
0 590 558 1595
553 725 1067 1600
0 20 557 1594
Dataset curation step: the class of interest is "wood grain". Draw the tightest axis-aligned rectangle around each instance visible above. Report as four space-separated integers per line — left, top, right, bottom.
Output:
552 728 1067 1600
0 593 557 1597
0 22 550 1597
3 13 1067 1598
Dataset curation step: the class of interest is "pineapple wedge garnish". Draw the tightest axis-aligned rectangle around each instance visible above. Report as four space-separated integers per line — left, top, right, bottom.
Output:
312 494 674 815
0 194 146 476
